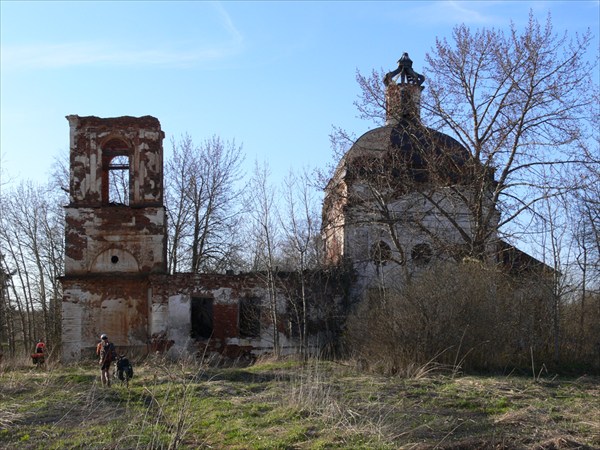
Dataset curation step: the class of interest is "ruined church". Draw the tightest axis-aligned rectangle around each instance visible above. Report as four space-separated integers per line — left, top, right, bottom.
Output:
61 56 540 361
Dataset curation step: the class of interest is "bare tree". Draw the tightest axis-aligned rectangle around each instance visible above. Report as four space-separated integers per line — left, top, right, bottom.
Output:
567 98 600 362
165 134 245 273
244 161 281 355
49 150 70 199
537 187 574 364
0 253 16 356
572 207 596 358
342 13 597 262
575 100 600 284
165 135 195 273
107 155 130 205
279 168 321 354
333 14 597 371
0 181 64 355
426 14 596 254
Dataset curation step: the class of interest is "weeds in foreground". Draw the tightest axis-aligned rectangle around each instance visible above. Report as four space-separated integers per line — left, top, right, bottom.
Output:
283 359 401 446
0 356 598 449
138 354 207 449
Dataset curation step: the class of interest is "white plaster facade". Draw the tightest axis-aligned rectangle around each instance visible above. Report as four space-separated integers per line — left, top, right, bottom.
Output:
322 81 500 297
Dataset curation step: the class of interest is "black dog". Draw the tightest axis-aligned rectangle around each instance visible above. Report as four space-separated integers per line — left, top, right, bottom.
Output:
115 355 133 385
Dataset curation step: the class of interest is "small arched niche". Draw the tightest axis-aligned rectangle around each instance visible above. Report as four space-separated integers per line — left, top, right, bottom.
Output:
91 248 140 273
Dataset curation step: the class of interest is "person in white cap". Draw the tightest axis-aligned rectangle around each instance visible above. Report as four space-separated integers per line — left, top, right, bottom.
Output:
96 334 116 387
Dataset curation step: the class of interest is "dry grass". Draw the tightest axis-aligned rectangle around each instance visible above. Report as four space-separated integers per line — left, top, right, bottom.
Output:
0 356 598 449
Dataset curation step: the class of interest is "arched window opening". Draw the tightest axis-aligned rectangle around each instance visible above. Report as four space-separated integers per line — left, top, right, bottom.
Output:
411 243 432 266
108 155 130 205
101 138 131 205
371 241 392 266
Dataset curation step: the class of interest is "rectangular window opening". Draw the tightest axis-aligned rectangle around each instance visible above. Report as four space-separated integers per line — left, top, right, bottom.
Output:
239 297 261 338
191 297 213 339
108 155 130 205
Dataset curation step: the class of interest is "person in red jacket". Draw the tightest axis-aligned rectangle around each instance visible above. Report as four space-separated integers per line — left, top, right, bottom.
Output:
35 339 46 354
96 334 116 387
31 339 46 366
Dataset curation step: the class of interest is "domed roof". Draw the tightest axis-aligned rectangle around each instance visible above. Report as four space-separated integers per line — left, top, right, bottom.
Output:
340 120 474 185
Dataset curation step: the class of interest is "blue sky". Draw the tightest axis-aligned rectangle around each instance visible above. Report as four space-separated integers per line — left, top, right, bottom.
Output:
1 1 598 189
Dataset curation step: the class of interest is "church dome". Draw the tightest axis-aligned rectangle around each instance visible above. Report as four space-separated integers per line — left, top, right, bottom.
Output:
334 54 478 188
341 120 474 187
322 55 498 269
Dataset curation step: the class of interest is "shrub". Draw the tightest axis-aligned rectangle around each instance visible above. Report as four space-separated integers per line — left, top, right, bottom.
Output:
344 260 557 374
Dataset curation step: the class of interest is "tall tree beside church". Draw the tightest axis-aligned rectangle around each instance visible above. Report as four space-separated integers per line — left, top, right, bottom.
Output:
423 14 596 256
279 168 321 355
245 161 282 355
569 99 600 359
164 135 245 273
346 13 597 261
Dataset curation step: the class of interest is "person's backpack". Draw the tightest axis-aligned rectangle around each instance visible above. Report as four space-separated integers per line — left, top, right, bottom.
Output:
100 342 116 363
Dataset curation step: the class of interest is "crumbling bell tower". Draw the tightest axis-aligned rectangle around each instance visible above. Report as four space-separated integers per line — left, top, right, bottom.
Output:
61 115 166 362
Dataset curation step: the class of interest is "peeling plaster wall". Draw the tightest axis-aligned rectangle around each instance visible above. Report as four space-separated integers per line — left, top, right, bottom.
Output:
322 171 347 266
62 277 151 360
150 303 168 337
64 206 166 274
340 184 499 295
61 114 344 362
62 115 166 362
166 294 191 357
61 295 83 361
66 115 164 207
149 273 300 358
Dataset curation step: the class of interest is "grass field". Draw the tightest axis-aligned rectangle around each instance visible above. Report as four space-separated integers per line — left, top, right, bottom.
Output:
0 356 598 449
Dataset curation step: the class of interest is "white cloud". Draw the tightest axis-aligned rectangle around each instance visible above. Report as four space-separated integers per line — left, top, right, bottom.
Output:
408 1 510 26
1 3 244 70
212 1 244 46
1 40 242 69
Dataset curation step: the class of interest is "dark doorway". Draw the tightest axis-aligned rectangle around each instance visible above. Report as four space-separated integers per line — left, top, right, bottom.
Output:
191 297 213 339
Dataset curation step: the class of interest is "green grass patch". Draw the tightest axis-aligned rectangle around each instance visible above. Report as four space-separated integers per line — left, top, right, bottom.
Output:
0 358 598 449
